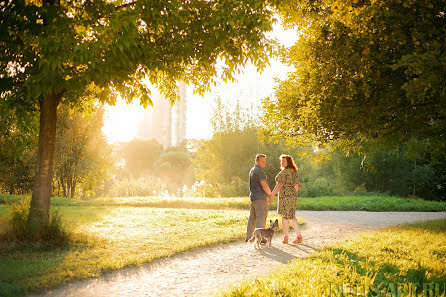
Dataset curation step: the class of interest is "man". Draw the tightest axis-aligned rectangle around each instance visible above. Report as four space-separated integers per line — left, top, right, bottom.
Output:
245 154 273 242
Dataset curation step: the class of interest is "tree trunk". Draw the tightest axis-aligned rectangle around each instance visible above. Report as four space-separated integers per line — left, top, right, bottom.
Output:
28 92 61 233
67 176 72 198
61 178 67 197
70 179 76 198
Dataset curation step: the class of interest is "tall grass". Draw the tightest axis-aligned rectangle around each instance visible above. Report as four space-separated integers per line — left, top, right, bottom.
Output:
0 198 69 247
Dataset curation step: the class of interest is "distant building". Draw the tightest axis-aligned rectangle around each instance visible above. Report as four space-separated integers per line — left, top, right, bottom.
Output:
137 82 187 148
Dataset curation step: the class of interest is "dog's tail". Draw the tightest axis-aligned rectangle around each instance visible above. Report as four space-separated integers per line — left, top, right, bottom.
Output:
248 236 255 243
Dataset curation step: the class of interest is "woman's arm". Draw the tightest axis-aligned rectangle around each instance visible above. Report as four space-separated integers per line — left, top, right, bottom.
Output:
294 184 299 194
270 183 283 203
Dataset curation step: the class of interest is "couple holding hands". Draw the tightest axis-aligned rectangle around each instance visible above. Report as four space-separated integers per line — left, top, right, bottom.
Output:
245 154 303 245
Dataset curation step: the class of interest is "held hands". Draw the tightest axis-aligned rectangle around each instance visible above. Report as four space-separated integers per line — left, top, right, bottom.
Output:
268 193 274 205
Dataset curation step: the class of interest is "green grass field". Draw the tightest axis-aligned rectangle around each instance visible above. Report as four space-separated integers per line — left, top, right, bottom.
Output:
297 195 446 211
219 219 446 297
1 194 445 212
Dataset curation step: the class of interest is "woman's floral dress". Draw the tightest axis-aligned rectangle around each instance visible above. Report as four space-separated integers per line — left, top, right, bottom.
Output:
276 168 299 219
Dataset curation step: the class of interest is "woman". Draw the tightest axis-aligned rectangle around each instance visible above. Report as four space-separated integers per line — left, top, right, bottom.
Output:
269 154 302 244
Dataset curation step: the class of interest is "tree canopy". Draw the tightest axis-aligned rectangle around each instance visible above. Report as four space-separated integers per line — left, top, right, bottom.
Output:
262 0 446 158
1 0 279 232
1 0 277 107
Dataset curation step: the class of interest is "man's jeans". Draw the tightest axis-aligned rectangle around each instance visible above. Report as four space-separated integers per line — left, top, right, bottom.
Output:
245 198 268 241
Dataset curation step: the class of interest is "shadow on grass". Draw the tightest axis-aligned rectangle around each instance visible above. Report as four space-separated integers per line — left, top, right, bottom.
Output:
0 231 108 297
0 203 113 297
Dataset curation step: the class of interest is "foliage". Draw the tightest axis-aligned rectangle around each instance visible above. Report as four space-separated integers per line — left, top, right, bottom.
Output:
193 98 290 196
191 98 445 199
1 0 277 107
262 0 446 159
54 106 114 198
0 104 38 194
292 143 445 200
219 220 446 297
154 144 195 192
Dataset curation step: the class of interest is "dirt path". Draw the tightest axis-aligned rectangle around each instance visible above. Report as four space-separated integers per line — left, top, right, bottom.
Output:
29 211 446 297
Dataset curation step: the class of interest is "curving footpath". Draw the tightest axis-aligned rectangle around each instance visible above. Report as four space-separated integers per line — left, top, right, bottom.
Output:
29 211 446 297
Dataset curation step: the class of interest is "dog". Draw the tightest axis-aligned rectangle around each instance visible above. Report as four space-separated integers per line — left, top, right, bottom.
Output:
248 219 279 249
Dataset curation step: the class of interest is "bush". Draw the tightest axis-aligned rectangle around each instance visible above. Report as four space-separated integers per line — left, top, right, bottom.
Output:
219 177 249 197
302 177 336 197
1 197 69 246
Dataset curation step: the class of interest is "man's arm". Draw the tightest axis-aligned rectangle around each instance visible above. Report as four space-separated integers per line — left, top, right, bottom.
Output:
260 180 272 202
260 180 272 195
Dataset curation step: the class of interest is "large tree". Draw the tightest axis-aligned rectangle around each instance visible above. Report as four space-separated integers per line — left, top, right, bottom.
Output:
262 0 446 157
1 0 277 233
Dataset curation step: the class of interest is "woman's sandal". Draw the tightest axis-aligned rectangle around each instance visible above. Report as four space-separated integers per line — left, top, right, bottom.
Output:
282 236 289 244
293 235 303 244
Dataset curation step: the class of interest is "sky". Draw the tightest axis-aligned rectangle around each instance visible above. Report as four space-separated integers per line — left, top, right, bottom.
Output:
102 20 298 144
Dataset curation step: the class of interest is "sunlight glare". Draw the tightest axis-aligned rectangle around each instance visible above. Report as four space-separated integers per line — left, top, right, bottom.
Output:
102 97 146 144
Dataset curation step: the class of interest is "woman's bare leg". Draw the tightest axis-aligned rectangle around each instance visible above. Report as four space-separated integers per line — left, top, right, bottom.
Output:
282 217 289 243
290 218 301 237
291 217 303 243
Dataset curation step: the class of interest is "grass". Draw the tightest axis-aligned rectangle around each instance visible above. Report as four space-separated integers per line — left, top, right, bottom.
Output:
0 203 288 297
297 195 446 212
2 194 445 212
218 219 446 297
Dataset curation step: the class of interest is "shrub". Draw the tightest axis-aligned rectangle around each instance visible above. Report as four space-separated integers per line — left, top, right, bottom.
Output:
1 197 69 246
303 177 336 197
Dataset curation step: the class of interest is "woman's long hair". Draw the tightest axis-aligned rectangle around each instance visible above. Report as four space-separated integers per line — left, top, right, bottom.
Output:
280 154 297 172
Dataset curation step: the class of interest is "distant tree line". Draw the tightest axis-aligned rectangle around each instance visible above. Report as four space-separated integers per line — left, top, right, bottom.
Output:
0 103 195 198
1 98 444 200
190 99 445 201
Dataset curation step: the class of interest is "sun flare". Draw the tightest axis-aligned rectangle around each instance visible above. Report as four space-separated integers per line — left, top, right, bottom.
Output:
102 98 146 144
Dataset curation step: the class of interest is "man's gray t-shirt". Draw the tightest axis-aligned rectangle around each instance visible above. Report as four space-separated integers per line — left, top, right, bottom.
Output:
249 165 267 201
